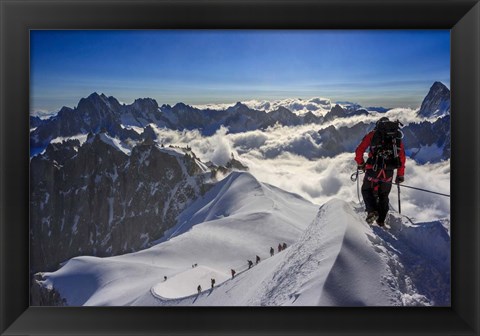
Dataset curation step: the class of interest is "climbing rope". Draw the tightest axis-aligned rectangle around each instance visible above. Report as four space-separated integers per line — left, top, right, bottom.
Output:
350 170 450 198
350 169 364 206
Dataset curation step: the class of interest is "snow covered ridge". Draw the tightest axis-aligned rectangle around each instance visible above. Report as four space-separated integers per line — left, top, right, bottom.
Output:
33 183 450 306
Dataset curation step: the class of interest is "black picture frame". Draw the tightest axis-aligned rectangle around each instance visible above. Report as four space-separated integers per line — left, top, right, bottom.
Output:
1 0 479 335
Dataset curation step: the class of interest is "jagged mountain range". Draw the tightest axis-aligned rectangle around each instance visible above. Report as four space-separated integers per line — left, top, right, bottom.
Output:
30 95 325 151
31 82 451 159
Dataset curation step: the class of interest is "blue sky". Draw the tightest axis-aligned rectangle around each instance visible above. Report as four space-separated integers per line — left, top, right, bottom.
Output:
30 30 450 114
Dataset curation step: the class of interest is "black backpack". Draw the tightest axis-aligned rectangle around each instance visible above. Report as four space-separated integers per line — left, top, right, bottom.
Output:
369 120 403 170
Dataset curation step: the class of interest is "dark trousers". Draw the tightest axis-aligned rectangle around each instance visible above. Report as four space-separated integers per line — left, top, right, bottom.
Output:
361 169 394 223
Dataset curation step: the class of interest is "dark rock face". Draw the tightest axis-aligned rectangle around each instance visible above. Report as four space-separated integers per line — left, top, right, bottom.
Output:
323 104 369 122
30 116 46 128
31 273 67 306
30 134 205 273
264 106 301 127
221 103 270 133
417 82 450 118
302 111 324 124
401 115 451 163
323 104 347 122
317 122 373 156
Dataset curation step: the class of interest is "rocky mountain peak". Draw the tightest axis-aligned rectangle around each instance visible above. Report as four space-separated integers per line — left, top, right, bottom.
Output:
323 104 346 122
230 102 250 111
57 106 75 117
417 81 450 118
132 98 159 110
78 92 114 112
331 104 345 114
431 81 448 91
273 106 293 114
173 102 189 110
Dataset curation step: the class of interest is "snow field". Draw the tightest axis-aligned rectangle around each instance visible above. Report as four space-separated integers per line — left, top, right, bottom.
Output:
152 265 230 299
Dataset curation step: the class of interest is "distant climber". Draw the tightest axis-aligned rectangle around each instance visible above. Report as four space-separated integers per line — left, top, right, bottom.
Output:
278 243 282 252
197 285 202 294
231 269 236 279
355 117 406 227
211 278 216 289
248 260 253 269
256 255 261 264
164 276 167 281
282 242 287 250
270 247 274 257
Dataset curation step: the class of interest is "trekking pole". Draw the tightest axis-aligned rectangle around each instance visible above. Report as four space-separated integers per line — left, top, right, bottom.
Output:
397 182 401 214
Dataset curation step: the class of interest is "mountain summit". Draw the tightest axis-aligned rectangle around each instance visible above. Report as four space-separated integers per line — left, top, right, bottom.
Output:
417 81 450 118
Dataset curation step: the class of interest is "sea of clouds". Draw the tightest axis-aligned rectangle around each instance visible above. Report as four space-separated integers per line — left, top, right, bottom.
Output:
150 120 450 224
193 97 333 116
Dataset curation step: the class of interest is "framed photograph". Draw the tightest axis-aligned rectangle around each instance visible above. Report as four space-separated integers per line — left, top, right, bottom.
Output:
1 0 479 335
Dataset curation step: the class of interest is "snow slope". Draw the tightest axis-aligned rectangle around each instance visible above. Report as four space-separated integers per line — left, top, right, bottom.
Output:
38 173 450 307
149 200 449 306
39 172 318 305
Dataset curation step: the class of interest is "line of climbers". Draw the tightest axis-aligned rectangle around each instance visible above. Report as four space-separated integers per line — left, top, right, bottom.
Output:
197 278 216 294
195 242 289 294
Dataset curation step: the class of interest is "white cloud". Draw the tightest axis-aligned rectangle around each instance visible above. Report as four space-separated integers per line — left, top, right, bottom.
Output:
209 127 234 166
154 126 237 167
319 172 343 197
30 109 58 119
320 107 422 130
191 103 234 111
149 122 450 223
229 132 268 152
242 97 332 116
193 97 332 116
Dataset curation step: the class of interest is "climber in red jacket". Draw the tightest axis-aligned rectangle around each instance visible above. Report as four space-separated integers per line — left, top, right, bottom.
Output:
355 117 406 226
